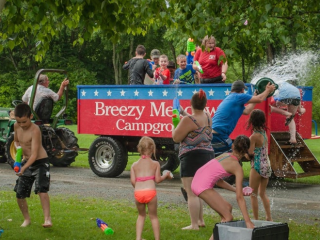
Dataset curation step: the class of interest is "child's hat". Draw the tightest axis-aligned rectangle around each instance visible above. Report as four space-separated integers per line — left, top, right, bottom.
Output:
151 49 160 58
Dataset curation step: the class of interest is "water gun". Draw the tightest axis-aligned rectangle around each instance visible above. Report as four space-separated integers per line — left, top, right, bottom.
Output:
172 97 180 128
96 218 114 235
195 61 203 74
14 146 22 173
186 38 196 64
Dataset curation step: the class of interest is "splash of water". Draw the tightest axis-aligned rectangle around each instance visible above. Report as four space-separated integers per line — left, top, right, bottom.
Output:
251 51 319 86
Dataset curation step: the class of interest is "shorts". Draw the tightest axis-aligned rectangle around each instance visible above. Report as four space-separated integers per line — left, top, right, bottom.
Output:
280 98 300 106
201 76 223 84
14 158 50 199
134 189 157 204
211 133 232 156
179 150 215 177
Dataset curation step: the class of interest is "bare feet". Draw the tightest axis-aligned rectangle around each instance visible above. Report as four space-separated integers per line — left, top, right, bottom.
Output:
198 220 206 228
21 220 31 227
299 107 306 115
182 225 199 230
42 220 53 228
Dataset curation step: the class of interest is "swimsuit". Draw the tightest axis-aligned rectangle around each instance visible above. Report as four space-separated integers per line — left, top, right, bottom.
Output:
134 176 156 203
251 131 272 178
191 153 238 196
134 189 157 204
136 176 155 182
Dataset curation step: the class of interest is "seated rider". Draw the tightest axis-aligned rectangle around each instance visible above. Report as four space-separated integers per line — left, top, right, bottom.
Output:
22 74 69 110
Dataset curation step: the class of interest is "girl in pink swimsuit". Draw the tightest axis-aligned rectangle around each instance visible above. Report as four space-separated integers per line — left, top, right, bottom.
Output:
191 135 255 240
247 109 272 222
130 137 172 240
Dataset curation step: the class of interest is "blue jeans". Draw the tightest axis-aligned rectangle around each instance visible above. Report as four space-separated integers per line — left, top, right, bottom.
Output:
211 133 232 157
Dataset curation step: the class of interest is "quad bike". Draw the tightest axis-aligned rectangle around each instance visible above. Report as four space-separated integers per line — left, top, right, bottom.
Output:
0 69 80 168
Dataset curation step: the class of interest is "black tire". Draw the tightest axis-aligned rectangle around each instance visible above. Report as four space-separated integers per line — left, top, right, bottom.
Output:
0 142 7 163
49 127 78 167
4 133 15 168
88 136 128 177
157 153 180 172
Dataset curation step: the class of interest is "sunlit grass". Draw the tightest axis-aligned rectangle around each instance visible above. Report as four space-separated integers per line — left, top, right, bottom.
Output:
0 191 319 240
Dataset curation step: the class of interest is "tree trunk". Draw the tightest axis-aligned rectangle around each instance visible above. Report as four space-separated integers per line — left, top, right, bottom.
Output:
241 56 246 82
112 43 119 84
266 42 274 65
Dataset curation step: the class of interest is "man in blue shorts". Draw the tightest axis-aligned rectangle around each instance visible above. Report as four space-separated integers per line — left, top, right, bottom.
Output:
211 80 276 155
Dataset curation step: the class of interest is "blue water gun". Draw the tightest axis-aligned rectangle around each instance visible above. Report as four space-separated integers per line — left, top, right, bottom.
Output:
14 146 22 173
186 38 196 64
172 98 180 128
96 218 114 235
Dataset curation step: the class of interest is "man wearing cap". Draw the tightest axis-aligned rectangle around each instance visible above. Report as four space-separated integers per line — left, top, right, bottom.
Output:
211 80 275 155
149 49 161 71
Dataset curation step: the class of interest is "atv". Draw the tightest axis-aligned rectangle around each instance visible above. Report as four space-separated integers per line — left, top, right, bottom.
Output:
0 69 79 167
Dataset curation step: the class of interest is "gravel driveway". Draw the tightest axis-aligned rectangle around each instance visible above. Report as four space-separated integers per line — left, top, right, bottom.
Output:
1 163 320 225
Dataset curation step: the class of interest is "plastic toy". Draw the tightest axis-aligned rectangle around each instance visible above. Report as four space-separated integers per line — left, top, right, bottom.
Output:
0 228 3 237
186 38 196 64
172 97 180 128
195 61 203 74
242 186 253 196
13 146 22 173
96 218 114 235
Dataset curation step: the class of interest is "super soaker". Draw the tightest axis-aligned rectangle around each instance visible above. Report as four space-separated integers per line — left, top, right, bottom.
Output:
14 146 22 173
96 218 114 235
172 97 180 129
186 38 196 64
195 61 203 74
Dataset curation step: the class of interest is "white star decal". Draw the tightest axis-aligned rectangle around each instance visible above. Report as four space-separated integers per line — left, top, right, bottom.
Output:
162 90 168 97
148 90 154 96
107 90 112 96
134 90 139 96
120 90 126 96
208 89 215 96
177 89 183 96
94 90 99 96
81 90 86 96
224 89 231 96
192 89 198 94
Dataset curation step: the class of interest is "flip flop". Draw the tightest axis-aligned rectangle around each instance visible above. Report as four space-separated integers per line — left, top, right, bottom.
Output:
180 187 188 202
285 114 295 126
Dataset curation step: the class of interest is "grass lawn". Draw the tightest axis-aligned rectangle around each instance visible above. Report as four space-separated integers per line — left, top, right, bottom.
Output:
0 191 319 240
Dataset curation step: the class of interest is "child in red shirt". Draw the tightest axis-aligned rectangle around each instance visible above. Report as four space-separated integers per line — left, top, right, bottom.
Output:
154 55 171 85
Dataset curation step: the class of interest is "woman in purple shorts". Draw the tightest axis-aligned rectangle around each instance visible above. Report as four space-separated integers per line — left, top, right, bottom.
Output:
191 135 254 240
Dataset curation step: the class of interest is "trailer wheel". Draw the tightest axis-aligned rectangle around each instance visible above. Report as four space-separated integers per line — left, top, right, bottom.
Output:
49 128 78 167
88 136 128 177
157 153 180 172
4 134 15 168
0 143 6 163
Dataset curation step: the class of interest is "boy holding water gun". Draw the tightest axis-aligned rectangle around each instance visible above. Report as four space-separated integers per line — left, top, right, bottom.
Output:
13 103 52 228
173 54 199 84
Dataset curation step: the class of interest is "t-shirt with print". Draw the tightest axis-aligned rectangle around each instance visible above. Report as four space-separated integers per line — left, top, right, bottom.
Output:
194 47 226 79
174 64 196 84
212 93 252 140
154 68 171 85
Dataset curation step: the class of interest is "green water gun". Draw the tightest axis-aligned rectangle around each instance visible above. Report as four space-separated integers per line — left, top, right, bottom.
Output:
187 38 196 52
195 61 203 74
172 98 180 128
14 146 22 173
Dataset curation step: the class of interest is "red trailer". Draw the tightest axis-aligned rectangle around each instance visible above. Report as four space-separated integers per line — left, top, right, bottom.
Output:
77 84 320 178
